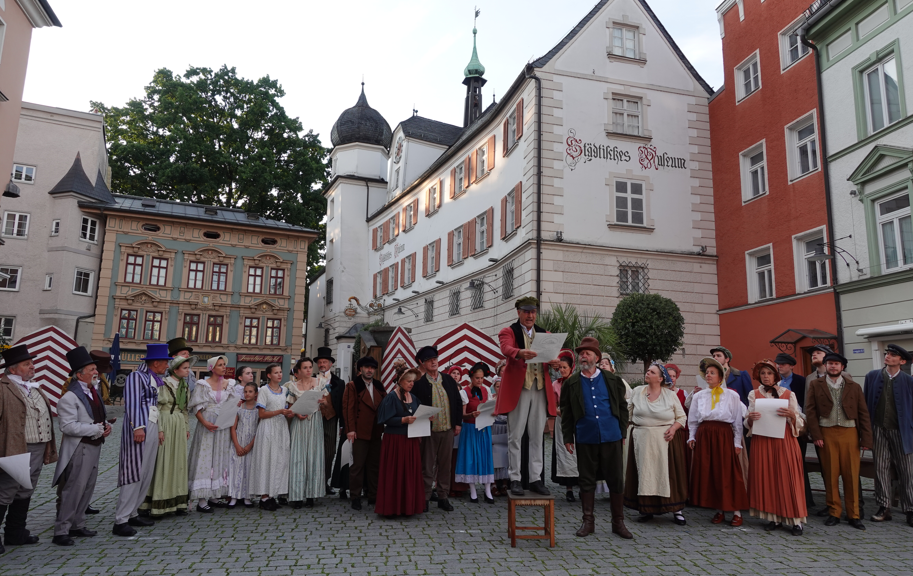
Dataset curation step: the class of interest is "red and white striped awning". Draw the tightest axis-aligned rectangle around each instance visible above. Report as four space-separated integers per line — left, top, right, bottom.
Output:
434 323 504 387
381 327 417 391
14 326 78 415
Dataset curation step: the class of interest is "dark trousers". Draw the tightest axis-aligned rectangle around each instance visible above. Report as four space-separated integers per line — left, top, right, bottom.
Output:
422 429 455 500
323 416 338 486
349 436 382 500
798 436 815 507
576 441 624 494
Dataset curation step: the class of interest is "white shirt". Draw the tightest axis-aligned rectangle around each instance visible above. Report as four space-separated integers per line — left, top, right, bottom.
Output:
687 387 746 448
6 373 32 396
363 378 374 406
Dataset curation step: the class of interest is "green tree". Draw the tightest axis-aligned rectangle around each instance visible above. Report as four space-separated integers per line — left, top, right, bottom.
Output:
537 303 624 371
91 65 329 275
610 293 685 373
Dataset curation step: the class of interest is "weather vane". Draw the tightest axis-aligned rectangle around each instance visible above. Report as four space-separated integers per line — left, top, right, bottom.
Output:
474 7 480 26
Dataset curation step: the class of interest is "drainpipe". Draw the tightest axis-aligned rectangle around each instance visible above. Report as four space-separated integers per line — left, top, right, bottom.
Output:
800 28 845 353
524 66 543 302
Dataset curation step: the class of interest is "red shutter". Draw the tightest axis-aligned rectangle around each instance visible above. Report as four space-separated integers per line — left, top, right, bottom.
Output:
425 188 431 216
434 239 441 272
464 156 472 188
447 230 454 266
516 98 524 139
372 227 377 250
515 181 522 229
470 150 477 184
412 199 418 225
463 221 472 259
373 273 378 298
383 221 389 244
486 206 494 248
423 245 428 277
395 213 400 236
393 263 399 290
449 168 456 199
437 178 443 209
401 206 407 230
500 196 507 239
400 259 406 285
410 252 416 283
502 120 508 156
488 135 496 171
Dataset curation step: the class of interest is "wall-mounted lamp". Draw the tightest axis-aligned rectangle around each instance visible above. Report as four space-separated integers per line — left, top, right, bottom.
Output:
394 306 418 318
412 290 420 294
488 258 498 263
435 280 445 285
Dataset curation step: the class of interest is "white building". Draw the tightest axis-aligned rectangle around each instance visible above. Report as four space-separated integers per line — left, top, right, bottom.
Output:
0 103 111 346
308 0 720 380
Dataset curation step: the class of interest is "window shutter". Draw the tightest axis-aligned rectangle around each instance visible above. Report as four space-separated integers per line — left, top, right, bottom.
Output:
515 182 523 229
437 178 443 209
393 263 399 290
516 98 524 139
425 188 431 215
447 230 454 266
411 252 417 283
486 206 494 248
470 150 477 184
412 199 418 225
423 245 428 277
463 221 472 259
373 273 378 298
400 258 406 286
488 135 496 171
449 168 456 199
372 227 378 250
383 221 389 244
434 239 441 272
401 207 407 230
500 196 507 238
464 156 472 188
395 213 400 236
503 120 508 156
383 268 389 294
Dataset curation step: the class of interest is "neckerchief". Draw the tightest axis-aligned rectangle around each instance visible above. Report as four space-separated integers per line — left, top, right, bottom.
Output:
762 385 779 399
710 385 724 409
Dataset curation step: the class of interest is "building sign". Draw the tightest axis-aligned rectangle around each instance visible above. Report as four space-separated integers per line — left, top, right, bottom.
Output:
237 354 284 363
379 251 393 266
565 129 687 171
118 349 226 364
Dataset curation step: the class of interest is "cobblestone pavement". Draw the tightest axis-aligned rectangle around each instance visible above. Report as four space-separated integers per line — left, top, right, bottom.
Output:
1 405 912 575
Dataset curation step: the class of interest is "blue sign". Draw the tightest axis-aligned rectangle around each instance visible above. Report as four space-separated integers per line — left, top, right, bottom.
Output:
853 349 864 354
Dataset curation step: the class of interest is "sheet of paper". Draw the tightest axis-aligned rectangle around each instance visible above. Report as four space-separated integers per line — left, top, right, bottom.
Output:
752 398 789 438
408 405 441 438
214 401 240 430
340 436 354 467
0 453 32 490
492 433 509 468
474 399 497 429
527 333 567 363
290 389 326 416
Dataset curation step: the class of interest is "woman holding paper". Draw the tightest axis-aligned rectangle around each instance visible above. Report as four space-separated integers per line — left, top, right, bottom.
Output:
551 350 579 502
186 355 239 513
248 364 293 511
286 358 333 509
375 367 425 517
455 363 496 503
688 357 749 526
745 359 807 535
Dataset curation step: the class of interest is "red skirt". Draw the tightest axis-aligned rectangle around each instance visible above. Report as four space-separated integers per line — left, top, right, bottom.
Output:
748 428 807 523
690 421 749 512
375 434 425 516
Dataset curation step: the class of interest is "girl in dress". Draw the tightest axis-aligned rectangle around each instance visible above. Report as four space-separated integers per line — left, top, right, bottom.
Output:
375 368 425 518
286 358 334 509
228 382 259 508
248 364 292 511
455 363 495 504
551 351 579 502
187 355 238 513
234 365 254 397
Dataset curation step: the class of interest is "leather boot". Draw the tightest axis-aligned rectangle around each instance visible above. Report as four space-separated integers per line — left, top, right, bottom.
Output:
575 491 596 537
4 498 38 546
610 493 633 539
0 504 6 554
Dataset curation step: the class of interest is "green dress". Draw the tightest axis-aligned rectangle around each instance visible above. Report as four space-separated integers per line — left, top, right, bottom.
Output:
141 375 190 515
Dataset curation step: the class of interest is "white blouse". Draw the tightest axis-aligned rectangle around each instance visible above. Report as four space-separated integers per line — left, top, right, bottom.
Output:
687 387 746 448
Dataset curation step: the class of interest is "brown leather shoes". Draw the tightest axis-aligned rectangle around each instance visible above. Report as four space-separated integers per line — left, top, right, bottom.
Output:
575 492 595 537
610 493 633 539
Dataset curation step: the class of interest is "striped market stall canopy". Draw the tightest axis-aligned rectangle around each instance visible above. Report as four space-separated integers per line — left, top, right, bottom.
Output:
381 327 417 391
14 325 78 415
434 323 504 387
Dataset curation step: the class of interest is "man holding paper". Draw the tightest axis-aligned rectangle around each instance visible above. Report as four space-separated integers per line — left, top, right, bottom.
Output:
342 356 386 511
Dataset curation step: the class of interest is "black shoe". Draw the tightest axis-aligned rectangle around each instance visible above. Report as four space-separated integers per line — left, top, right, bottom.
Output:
351 499 362 511
68 527 97 537
529 480 550 495
0 542 4 554
470 497 479 503
174 509 188 516
367 499 376 506
84 506 100 515
430 492 439 502
484 496 495 504
849 519 866 530
637 514 654 523
424 501 429 513
326 486 336 496
292 501 303 510
438 499 454 512
52 535 75 546
226 502 237 510
764 521 781 531
791 525 804 536
673 514 687 526
339 490 348 500
128 516 154 527
196 504 214 514
259 499 278 511
209 500 229 508
824 515 840 526
510 480 525 496
244 501 256 508
137 509 151 517
907 512 913 527
304 499 314 508
112 523 136 537
816 506 830 517
566 491 576 503
278 497 288 506
871 506 892 522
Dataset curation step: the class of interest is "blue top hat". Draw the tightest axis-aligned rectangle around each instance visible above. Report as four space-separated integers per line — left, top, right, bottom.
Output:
141 343 172 362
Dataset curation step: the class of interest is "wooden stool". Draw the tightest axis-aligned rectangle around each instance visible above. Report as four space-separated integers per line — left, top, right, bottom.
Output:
507 491 555 547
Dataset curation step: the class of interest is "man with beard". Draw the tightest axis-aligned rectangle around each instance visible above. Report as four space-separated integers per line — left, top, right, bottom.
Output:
343 357 386 510
315 347 346 496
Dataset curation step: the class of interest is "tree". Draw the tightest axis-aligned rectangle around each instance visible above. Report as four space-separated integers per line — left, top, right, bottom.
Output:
91 65 329 275
537 303 624 371
610 293 685 373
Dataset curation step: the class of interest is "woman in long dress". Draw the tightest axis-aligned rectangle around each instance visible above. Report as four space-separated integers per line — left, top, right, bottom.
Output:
248 363 292 511
287 358 334 508
551 350 579 502
491 360 509 496
141 355 193 516
228 382 259 508
375 367 425 517
455 363 496 503
186 355 238 513
624 363 688 525
746 359 808 535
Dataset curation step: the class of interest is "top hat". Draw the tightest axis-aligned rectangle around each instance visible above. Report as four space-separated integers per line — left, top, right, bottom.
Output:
315 346 335 364
90 350 113 373
66 347 96 376
141 343 172 362
0 344 36 369
167 337 193 356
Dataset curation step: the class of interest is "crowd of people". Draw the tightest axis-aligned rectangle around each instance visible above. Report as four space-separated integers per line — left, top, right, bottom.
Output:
0 296 911 552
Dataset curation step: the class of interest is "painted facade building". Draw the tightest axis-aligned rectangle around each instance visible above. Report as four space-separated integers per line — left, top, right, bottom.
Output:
0 103 111 346
82 196 316 382
709 0 838 376
309 0 720 381
804 0 913 376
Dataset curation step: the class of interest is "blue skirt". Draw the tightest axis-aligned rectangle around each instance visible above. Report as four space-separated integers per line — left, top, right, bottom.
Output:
454 422 494 484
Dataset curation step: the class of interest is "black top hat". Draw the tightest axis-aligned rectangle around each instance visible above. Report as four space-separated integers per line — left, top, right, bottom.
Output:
823 352 848 367
0 344 36 369
66 346 96 376
775 353 797 366
415 346 439 364
886 344 912 362
315 346 335 364
356 356 378 369
167 337 194 356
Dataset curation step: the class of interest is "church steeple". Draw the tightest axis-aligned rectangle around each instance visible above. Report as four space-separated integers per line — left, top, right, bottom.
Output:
462 10 487 127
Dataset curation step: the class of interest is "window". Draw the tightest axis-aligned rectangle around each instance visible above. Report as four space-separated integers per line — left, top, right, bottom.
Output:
828 31 852 60
740 142 768 201
614 180 645 225
611 98 641 135
202 231 220 240
899 0 913 10
243 318 260 345
877 193 912 271
476 213 487 251
12 164 36 184
80 216 98 243
393 168 400 190
798 234 829 290
748 247 775 302
506 190 516 232
427 241 437 274
405 203 414 229
374 271 383 297
424 297 434 323
403 256 413 285
265 319 282 346
51 220 60 236
206 316 224 343
44 274 52 291
470 280 484 310
2 212 29 238
452 227 463 264
142 224 161 233
456 165 465 195
501 261 515 300
429 185 439 211
125 255 144 284
610 26 638 59
0 317 14 341
329 198 335 220
787 115 819 179
0 266 21 291
618 262 649 295
73 269 93 296
118 310 138 339
780 20 809 69
183 314 200 342
864 57 901 134
149 257 168 287
188 261 205 289
247 267 263 293
211 264 228 291
857 4 889 39
143 311 163 341
477 145 487 178
269 268 285 295
508 111 517 149
736 53 761 101
449 289 461 317
387 263 397 294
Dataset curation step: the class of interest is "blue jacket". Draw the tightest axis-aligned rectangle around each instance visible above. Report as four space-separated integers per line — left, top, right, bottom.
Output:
727 367 753 407
864 368 913 455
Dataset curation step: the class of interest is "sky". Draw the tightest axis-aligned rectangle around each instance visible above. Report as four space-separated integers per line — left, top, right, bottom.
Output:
23 0 724 146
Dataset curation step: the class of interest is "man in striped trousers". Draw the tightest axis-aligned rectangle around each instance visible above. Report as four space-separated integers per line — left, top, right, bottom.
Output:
864 344 913 527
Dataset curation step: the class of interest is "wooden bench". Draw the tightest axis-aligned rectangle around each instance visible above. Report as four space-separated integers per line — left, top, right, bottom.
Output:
507 492 555 548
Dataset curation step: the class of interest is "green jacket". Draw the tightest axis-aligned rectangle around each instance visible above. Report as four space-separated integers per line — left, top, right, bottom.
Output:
559 369 628 444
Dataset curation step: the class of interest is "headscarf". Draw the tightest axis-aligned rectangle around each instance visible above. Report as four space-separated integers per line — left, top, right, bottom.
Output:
752 359 781 398
649 361 673 387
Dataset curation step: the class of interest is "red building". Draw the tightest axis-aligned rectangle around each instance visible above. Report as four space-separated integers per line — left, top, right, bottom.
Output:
709 0 838 376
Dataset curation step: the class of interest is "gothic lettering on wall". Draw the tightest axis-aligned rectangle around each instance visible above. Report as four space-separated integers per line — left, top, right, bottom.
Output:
379 251 393 266
565 129 686 171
